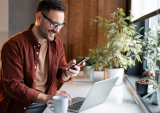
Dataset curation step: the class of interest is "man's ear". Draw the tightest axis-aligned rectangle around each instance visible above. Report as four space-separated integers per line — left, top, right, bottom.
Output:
36 12 42 23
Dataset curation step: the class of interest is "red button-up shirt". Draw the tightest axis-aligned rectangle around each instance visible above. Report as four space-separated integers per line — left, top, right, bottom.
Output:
0 24 69 113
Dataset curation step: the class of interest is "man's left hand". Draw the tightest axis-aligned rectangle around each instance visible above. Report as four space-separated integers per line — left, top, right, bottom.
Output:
65 59 85 77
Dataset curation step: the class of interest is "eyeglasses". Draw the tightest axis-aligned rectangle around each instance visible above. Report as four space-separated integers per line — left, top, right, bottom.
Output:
41 13 66 29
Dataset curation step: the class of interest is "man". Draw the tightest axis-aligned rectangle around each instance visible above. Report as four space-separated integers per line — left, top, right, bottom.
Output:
0 0 85 113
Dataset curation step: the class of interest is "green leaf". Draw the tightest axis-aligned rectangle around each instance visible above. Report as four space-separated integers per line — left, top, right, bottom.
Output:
153 65 159 71
126 51 131 56
95 16 99 18
139 27 144 32
129 25 135 30
120 11 125 16
126 17 131 20
148 36 156 40
147 28 151 33
98 23 103 27
136 55 141 62
148 63 152 70
135 44 142 49
140 77 157 86
134 34 142 39
105 19 108 22
136 39 142 43
142 90 157 98
158 40 160 46
100 17 103 21
104 23 108 28
94 20 98 22
90 22 93 25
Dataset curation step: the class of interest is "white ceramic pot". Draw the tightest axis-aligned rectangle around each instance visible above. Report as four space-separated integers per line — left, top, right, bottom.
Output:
157 90 160 110
83 66 94 79
151 92 158 105
104 68 124 85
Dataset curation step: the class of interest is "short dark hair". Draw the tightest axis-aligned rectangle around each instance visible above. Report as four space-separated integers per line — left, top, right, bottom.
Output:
36 0 66 13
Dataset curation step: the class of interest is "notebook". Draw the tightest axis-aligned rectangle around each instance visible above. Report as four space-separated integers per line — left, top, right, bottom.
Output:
68 77 119 113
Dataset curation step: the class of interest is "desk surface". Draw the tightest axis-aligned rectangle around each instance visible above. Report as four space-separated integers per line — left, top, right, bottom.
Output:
43 71 144 113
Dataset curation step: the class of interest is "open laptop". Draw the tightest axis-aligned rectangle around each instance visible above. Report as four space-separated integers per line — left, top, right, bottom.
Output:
67 77 119 113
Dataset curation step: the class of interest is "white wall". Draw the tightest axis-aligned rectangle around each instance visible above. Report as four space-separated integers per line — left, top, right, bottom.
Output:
0 0 8 49
0 0 8 31
9 0 39 37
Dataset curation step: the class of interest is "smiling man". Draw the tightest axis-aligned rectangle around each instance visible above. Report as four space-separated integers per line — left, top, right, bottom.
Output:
0 0 85 113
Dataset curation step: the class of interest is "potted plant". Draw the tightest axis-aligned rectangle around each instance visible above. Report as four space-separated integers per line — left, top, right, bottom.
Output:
140 22 160 78
137 22 160 108
89 8 143 85
76 56 95 79
135 22 160 97
140 75 160 106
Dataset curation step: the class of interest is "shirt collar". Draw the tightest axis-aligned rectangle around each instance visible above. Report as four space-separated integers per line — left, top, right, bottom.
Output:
26 23 57 47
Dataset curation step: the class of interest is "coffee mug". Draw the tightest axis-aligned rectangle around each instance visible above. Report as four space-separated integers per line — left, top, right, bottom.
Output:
47 96 68 113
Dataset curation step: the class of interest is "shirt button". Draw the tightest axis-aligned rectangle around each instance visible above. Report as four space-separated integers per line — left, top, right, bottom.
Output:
34 80 36 82
34 66 36 68
34 46 36 48
36 52 39 54
38 45 40 47
24 107 26 109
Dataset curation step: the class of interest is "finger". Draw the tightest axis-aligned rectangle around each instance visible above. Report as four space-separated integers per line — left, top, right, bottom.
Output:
55 91 62 96
72 59 76 64
66 70 76 76
66 68 79 76
71 65 80 71
60 91 71 99
68 65 80 72
69 59 76 65
56 91 71 100
59 91 71 102
62 93 72 102
79 62 85 67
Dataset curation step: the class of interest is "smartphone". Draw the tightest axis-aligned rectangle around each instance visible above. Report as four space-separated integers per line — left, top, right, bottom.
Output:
69 57 90 70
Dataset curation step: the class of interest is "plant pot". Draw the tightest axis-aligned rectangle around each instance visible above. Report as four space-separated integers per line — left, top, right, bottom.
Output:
104 68 124 85
157 90 160 110
151 92 158 105
83 66 94 79
135 81 153 97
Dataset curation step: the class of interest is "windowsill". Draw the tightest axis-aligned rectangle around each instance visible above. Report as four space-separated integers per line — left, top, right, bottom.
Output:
126 75 160 113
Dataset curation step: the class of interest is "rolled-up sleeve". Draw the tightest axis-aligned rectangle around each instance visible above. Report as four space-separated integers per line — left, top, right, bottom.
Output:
56 41 72 83
1 41 39 105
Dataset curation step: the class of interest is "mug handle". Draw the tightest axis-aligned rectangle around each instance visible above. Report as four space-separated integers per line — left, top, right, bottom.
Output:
47 100 54 112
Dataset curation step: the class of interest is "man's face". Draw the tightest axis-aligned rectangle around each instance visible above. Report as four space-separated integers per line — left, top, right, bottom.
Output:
37 10 65 41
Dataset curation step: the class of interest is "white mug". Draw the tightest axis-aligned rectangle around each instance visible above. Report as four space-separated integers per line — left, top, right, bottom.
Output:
47 96 68 113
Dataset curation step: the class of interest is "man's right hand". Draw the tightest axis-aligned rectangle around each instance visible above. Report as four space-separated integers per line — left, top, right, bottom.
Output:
48 90 71 102
35 90 71 103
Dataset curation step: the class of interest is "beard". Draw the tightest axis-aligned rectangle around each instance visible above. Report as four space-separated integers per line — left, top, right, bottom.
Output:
37 22 57 41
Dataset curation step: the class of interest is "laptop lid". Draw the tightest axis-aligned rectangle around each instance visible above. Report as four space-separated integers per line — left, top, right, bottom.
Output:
79 77 119 112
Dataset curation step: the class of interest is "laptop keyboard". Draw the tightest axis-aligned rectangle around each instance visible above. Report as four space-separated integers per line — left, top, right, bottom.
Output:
68 101 84 111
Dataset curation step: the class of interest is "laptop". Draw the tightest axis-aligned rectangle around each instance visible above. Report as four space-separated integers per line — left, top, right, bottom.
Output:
68 77 119 113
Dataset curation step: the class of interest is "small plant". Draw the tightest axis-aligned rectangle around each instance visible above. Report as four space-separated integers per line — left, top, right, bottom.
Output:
138 22 160 99
140 77 158 99
140 22 160 78
89 8 143 70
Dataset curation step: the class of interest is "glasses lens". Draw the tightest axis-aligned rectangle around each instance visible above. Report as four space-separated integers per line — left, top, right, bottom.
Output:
50 23 65 29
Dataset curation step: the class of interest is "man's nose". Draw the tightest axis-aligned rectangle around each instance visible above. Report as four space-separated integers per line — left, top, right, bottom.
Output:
54 26 61 33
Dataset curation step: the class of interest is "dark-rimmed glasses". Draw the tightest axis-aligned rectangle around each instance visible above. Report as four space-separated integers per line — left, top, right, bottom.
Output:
41 13 66 29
